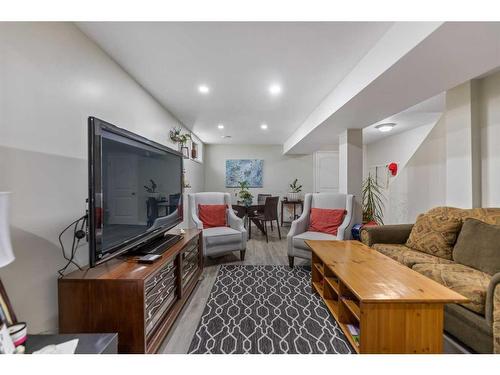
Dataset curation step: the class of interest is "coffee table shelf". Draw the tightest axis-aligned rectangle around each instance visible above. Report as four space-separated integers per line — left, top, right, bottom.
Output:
313 262 324 276
307 240 469 354
342 298 360 321
325 277 340 295
312 250 361 352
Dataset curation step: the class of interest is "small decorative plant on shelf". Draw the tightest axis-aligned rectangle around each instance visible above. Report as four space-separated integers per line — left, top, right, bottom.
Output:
235 180 253 206
287 178 302 201
362 175 385 225
169 127 191 158
169 127 191 145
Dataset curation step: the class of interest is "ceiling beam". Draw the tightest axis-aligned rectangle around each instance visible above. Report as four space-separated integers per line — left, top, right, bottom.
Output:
284 22 500 154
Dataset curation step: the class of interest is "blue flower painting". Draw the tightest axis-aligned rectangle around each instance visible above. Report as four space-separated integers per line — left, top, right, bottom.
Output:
225 159 263 188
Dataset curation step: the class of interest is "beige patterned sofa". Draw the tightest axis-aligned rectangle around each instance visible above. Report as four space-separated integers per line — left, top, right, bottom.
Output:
360 207 500 354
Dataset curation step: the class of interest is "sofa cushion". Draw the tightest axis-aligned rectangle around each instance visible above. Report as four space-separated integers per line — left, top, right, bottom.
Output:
405 214 462 260
293 231 337 251
427 207 500 225
308 208 346 235
453 218 500 276
372 243 454 268
198 204 227 228
412 263 491 315
203 227 241 247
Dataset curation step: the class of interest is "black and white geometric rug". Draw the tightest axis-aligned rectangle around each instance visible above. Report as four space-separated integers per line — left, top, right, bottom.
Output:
188 265 353 354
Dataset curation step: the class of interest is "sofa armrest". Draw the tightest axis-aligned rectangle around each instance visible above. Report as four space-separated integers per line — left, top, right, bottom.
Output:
227 207 245 232
287 210 309 240
360 224 414 247
485 273 500 353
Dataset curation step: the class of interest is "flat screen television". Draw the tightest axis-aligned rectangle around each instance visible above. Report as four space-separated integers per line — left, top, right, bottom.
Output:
88 117 183 267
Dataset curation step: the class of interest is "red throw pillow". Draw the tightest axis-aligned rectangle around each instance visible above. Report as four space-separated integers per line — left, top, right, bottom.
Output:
198 204 227 228
308 208 347 236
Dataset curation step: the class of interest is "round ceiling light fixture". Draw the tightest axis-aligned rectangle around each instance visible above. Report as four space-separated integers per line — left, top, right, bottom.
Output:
260 123 268 130
217 124 224 129
375 123 396 133
198 84 210 94
269 84 282 96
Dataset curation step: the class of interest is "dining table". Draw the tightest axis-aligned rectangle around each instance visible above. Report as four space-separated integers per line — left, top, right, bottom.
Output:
232 201 266 238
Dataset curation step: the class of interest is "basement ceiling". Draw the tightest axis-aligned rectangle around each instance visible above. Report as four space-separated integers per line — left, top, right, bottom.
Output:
77 22 392 144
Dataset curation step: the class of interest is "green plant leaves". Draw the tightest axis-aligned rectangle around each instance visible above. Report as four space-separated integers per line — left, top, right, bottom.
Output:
362 175 385 224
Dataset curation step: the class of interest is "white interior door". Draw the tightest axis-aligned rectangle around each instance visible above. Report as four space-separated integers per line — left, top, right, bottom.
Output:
107 154 139 225
313 151 339 193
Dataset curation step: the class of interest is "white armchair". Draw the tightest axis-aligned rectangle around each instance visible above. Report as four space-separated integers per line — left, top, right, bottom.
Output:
287 193 354 267
188 192 247 260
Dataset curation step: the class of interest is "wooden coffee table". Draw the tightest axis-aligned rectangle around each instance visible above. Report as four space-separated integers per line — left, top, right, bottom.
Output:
305 240 468 354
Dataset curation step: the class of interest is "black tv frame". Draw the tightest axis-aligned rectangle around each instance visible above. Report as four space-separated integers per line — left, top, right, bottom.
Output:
88 117 184 267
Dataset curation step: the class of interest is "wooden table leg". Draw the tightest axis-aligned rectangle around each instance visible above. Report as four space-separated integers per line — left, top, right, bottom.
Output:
251 218 266 235
281 202 284 226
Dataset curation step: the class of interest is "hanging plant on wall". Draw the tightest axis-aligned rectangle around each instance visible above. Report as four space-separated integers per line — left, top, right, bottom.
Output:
362 175 385 224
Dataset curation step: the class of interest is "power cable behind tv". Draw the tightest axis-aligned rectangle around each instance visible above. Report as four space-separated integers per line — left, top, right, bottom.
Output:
57 214 88 279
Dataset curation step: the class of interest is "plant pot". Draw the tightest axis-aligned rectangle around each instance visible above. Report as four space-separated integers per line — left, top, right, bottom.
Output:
287 192 301 202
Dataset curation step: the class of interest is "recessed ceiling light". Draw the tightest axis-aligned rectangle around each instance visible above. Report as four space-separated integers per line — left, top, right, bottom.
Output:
375 123 396 133
217 124 224 129
198 84 210 94
269 84 282 96
260 123 268 130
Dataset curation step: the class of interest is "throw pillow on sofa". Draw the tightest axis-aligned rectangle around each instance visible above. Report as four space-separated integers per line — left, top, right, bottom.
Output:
406 214 462 260
453 218 500 275
308 208 346 236
198 204 227 228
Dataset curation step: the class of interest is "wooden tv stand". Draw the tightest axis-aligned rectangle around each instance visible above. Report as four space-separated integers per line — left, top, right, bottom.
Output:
58 229 203 353
306 240 468 354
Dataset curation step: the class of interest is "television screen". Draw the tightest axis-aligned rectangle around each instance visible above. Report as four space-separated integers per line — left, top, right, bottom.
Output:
88 117 183 266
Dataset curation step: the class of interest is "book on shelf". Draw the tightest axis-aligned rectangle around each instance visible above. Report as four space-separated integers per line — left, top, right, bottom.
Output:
346 323 360 336
346 323 360 346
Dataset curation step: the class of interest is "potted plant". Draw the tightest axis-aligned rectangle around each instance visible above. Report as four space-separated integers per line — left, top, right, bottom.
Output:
235 180 253 207
169 127 191 158
362 175 385 225
287 178 302 202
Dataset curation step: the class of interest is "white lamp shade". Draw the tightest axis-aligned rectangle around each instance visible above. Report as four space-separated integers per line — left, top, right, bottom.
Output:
0 192 15 268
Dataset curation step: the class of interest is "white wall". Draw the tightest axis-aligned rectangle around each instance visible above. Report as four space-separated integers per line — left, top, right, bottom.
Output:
480 71 500 207
364 69 500 224
204 144 313 205
445 81 481 207
0 22 204 333
364 123 435 179
388 117 447 223
364 121 438 223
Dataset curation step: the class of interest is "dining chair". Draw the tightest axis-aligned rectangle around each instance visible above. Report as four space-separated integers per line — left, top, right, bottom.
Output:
253 196 281 243
257 194 271 206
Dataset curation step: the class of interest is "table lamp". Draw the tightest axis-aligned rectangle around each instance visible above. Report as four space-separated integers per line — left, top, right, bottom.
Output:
0 192 15 268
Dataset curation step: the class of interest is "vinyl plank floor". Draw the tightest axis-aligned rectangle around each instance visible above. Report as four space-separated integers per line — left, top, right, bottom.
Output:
158 225 309 353
159 225 468 354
